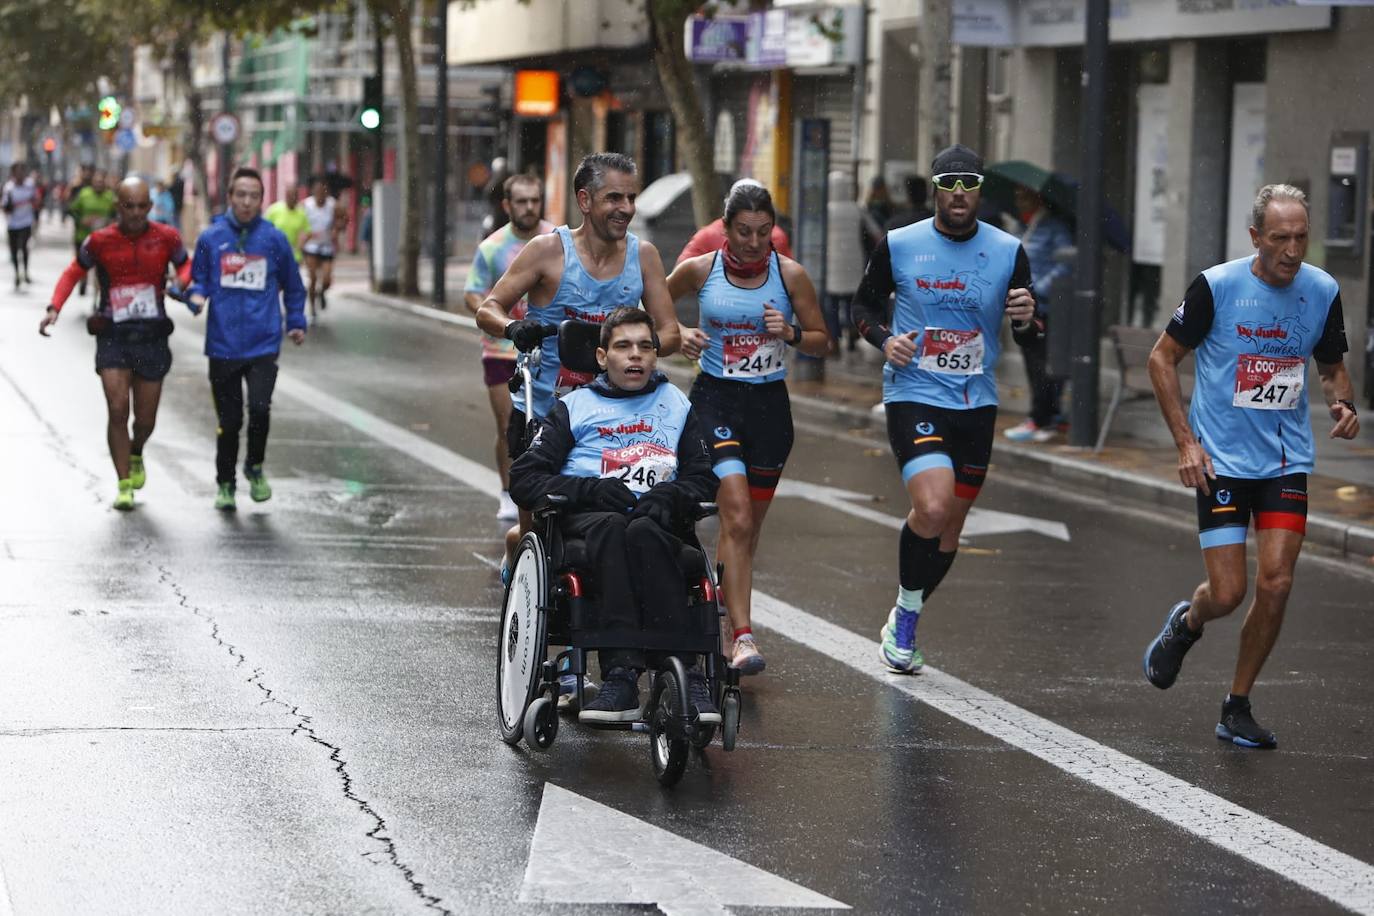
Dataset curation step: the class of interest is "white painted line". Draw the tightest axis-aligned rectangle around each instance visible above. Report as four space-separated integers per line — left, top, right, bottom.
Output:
520 784 846 914
266 350 1374 914
0 851 14 916
775 478 1071 542
750 592 1374 915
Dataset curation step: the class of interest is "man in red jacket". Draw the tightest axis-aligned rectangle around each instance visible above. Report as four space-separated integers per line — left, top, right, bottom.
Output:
39 177 192 510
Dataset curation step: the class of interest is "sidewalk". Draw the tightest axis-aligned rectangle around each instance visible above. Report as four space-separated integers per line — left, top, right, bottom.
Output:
335 258 1374 563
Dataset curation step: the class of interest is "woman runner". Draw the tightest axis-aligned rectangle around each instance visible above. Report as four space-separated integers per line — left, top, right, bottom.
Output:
667 181 829 673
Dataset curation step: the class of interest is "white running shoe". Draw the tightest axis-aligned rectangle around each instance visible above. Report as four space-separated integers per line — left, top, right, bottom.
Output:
497 490 518 521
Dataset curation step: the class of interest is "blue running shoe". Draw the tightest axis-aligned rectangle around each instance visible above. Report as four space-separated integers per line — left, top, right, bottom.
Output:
879 606 923 673
1144 600 1201 689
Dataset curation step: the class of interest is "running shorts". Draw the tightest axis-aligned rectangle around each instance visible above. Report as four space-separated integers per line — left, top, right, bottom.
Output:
885 400 997 500
483 355 517 388
302 244 335 260
94 335 173 381
690 372 793 500
1196 473 1308 549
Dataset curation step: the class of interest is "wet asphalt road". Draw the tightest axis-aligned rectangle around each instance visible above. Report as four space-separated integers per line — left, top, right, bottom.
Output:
2 236 1372 916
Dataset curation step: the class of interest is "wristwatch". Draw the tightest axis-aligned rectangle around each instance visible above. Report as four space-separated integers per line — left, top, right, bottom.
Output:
1336 398 1357 415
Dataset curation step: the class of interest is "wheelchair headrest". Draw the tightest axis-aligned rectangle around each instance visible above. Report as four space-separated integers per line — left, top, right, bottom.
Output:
557 319 605 376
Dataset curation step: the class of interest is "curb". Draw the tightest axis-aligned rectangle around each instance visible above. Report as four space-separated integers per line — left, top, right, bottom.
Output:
345 288 1374 562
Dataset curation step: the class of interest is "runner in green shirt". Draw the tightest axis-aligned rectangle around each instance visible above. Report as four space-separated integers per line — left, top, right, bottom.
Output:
264 185 311 262
66 170 116 297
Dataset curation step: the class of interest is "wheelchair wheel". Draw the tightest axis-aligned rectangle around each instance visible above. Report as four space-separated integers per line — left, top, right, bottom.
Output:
496 533 548 745
649 671 690 786
523 696 558 750
721 689 741 752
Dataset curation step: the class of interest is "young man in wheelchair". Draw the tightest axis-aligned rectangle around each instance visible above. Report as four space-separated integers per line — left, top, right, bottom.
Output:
509 308 721 724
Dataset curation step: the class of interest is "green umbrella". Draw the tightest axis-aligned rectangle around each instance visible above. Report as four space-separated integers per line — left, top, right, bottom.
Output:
982 160 1131 252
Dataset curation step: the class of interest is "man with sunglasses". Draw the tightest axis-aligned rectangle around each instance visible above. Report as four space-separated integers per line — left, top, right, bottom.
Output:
186 167 307 511
852 144 1039 674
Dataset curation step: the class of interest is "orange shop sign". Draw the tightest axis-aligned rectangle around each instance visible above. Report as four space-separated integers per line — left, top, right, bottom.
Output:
514 71 559 117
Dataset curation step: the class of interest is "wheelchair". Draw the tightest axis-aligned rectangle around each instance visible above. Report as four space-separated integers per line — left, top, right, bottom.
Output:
494 319 742 786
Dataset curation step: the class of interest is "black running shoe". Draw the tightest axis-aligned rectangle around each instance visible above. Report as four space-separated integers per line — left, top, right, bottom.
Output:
1216 696 1278 749
1143 600 1201 689
686 667 721 725
578 667 641 724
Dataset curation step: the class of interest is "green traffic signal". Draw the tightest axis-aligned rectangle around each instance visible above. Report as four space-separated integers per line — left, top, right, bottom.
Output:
360 75 382 132
97 96 121 131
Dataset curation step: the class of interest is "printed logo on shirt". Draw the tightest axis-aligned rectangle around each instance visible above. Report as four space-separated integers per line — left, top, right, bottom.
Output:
916 421 935 436
913 266 992 311
1216 489 1232 506
714 426 733 440
1171 302 1186 324
1235 317 1308 357
597 418 654 438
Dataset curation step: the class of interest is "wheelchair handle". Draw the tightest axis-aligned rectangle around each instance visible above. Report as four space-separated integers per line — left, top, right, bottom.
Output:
693 502 719 519
512 322 560 353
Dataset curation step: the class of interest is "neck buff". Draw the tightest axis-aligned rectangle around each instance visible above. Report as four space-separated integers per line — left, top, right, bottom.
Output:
720 240 771 279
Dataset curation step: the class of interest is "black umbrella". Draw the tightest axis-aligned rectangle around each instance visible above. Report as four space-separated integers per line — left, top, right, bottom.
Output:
982 160 1131 253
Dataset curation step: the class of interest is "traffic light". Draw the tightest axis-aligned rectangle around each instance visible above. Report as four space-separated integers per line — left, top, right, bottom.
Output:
360 76 382 131
42 137 56 154
97 96 121 131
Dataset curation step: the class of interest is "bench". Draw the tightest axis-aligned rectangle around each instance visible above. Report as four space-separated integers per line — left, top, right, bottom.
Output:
1094 325 1193 453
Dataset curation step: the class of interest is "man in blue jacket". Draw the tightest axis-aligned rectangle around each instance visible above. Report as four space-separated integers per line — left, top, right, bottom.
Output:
188 167 307 510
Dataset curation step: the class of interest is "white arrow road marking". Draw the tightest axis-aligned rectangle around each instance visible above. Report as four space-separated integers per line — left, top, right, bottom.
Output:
255 359 1374 914
775 478 1070 542
519 784 847 915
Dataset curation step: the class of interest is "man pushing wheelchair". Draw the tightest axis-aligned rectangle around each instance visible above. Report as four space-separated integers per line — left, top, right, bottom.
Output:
509 308 721 725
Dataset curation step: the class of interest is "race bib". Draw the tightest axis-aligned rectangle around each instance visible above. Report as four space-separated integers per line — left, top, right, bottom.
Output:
722 333 786 378
220 253 268 291
918 328 984 375
600 442 677 494
109 284 159 323
1233 354 1304 410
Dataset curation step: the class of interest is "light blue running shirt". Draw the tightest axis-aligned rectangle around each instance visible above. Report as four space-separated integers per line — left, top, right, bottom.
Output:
696 251 793 384
1167 256 1344 478
882 219 1024 409
524 226 645 418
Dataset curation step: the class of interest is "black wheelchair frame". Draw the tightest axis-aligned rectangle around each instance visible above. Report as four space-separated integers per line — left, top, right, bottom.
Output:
494 319 742 786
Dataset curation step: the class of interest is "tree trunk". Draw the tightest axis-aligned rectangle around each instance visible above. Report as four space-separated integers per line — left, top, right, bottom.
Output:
171 32 211 235
647 0 716 227
387 0 422 296
917 0 952 169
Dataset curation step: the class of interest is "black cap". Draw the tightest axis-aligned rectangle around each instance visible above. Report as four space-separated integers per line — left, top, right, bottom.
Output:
931 144 984 176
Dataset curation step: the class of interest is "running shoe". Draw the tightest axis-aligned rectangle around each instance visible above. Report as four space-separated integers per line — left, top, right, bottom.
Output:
128 454 146 490
214 482 237 512
578 667 642 724
246 466 272 503
1216 696 1278 749
879 606 924 673
729 637 767 675
113 479 135 511
319 291 328 311
1003 419 1055 443
1143 600 1201 690
497 490 518 521
687 667 722 724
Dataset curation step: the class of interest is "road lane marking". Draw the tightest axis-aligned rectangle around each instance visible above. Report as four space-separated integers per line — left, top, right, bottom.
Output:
751 592 1374 915
520 784 846 915
264 359 1374 914
0 850 13 916
776 478 1071 542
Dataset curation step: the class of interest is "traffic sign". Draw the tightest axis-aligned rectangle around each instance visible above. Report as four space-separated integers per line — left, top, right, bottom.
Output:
209 112 241 146
115 128 137 152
